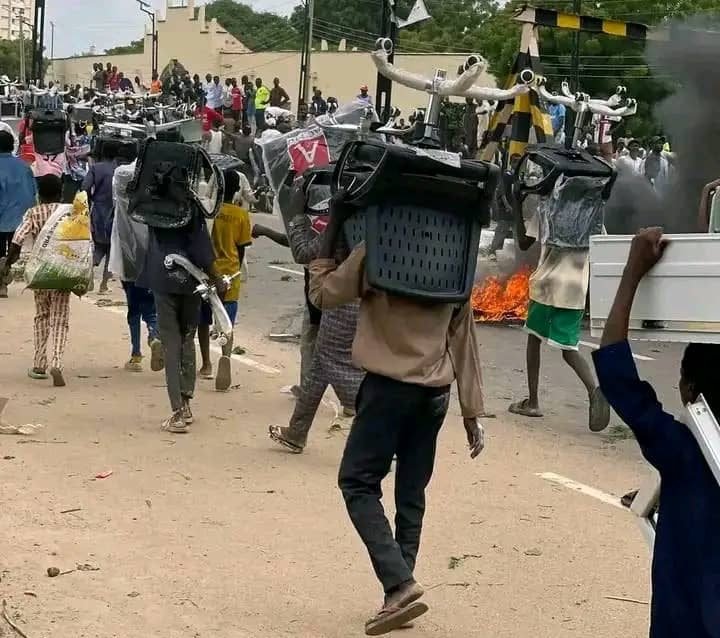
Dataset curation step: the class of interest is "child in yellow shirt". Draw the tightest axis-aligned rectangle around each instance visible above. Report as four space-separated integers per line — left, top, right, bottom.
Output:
208 169 252 391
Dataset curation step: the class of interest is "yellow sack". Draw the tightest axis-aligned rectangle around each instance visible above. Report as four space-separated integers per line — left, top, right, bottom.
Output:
56 192 91 241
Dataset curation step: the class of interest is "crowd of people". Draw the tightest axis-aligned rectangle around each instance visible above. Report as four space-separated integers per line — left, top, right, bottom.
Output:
1 65 720 637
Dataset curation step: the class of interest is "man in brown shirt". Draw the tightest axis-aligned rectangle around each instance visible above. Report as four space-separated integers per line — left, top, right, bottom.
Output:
309 192 486 635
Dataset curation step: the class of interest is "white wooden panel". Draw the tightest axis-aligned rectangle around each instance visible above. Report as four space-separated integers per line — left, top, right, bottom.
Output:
590 234 720 342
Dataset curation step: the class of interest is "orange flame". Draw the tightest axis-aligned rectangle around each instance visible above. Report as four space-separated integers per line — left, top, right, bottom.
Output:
472 266 531 322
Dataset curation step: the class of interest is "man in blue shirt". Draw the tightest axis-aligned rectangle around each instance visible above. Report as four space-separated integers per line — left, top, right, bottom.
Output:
593 227 720 638
548 101 566 142
0 130 36 298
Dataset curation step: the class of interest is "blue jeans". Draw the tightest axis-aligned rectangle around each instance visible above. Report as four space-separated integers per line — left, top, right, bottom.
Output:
122 281 159 356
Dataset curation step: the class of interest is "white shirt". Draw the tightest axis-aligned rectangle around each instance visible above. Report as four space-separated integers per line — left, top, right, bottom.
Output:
205 82 223 109
615 155 644 175
526 212 590 310
205 129 223 154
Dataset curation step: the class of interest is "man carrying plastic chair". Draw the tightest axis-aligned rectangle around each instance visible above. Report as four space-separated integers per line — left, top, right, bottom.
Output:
308 191 486 636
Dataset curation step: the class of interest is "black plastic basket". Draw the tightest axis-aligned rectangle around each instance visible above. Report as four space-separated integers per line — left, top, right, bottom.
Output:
333 141 499 303
516 144 616 198
127 139 222 229
31 109 66 155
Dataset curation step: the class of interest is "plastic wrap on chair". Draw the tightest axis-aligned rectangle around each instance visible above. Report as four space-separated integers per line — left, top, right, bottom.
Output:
538 175 608 249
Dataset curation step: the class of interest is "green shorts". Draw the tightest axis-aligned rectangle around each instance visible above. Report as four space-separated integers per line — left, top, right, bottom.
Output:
525 300 583 350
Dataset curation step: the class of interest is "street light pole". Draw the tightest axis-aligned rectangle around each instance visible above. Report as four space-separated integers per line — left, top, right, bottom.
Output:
136 0 158 78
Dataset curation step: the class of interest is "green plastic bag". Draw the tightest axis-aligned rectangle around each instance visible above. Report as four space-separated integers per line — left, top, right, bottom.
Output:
24 204 93 295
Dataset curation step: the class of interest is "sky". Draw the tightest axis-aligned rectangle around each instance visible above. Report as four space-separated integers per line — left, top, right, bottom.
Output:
48 0 299 58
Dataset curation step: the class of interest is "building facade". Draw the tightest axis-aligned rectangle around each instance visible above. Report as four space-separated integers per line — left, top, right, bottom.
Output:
0 0 34 40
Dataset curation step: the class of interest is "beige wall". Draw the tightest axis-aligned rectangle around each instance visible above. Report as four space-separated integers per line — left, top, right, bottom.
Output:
50 0 495 115
53 51 496 115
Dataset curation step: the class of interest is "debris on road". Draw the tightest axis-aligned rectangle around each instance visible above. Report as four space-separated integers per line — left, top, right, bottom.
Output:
2 599 29 638
604 595 648 605
448 554 482 569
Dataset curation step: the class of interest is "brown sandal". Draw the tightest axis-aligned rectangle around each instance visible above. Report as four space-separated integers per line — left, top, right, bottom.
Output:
365 602 428 636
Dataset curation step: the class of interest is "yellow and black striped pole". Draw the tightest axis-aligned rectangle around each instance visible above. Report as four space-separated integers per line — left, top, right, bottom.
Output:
481 23 553 162
481 6 655 162
513 6 649 40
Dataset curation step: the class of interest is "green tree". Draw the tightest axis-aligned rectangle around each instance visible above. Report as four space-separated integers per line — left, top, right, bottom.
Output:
105 39 144 56
204 0 301 51
0 38 22 79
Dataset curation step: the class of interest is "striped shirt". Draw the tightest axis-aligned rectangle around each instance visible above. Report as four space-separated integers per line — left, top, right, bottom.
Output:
12 203 58 246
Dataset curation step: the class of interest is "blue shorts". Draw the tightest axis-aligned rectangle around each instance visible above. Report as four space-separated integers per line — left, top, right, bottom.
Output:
224 301 238 326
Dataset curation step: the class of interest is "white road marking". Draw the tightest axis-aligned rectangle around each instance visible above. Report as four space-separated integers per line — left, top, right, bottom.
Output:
537 472 626 511
82 297 281 376
268 264 304 277
579 340 654 362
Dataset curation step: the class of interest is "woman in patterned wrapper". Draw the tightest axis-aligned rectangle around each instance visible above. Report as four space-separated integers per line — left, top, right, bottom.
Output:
253 180 363 453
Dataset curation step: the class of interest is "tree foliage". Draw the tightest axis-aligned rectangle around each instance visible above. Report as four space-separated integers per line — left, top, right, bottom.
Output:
105 39 145 56
0 38 23 79
204 0 301 51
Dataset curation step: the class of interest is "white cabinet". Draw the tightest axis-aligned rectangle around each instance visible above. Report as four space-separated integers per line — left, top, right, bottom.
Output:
590 234 720 343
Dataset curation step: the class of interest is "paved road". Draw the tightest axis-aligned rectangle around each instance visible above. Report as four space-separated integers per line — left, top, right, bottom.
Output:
0 215 676 637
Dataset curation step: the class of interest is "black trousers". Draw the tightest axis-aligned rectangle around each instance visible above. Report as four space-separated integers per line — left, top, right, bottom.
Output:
154 292 201 412
338 373 450 593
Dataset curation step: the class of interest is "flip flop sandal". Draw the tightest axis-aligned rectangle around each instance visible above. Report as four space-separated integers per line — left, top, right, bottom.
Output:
365 602 429 636
27 368 49 380
268 425 304 454
508 398 543 418
150 339 165 372
621 489 639 508
589 387 611 432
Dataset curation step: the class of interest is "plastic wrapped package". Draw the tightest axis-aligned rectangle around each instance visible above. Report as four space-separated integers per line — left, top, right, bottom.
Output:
109 161 150 283
537 175 608 249
256 100 381 204
24 198 93 295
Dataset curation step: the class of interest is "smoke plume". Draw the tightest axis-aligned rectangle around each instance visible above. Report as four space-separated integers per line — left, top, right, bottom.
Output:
606 15 720 234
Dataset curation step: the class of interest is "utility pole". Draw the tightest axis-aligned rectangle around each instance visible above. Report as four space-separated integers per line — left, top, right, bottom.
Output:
297 0 314 117
570 0 581 92
17 10 26 85
303 0 314 107
49 20 54 81
30 0 45 85
137 0 158 78
375 0 397 123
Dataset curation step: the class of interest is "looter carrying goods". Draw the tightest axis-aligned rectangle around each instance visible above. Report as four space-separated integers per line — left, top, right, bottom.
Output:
24 193 93 295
